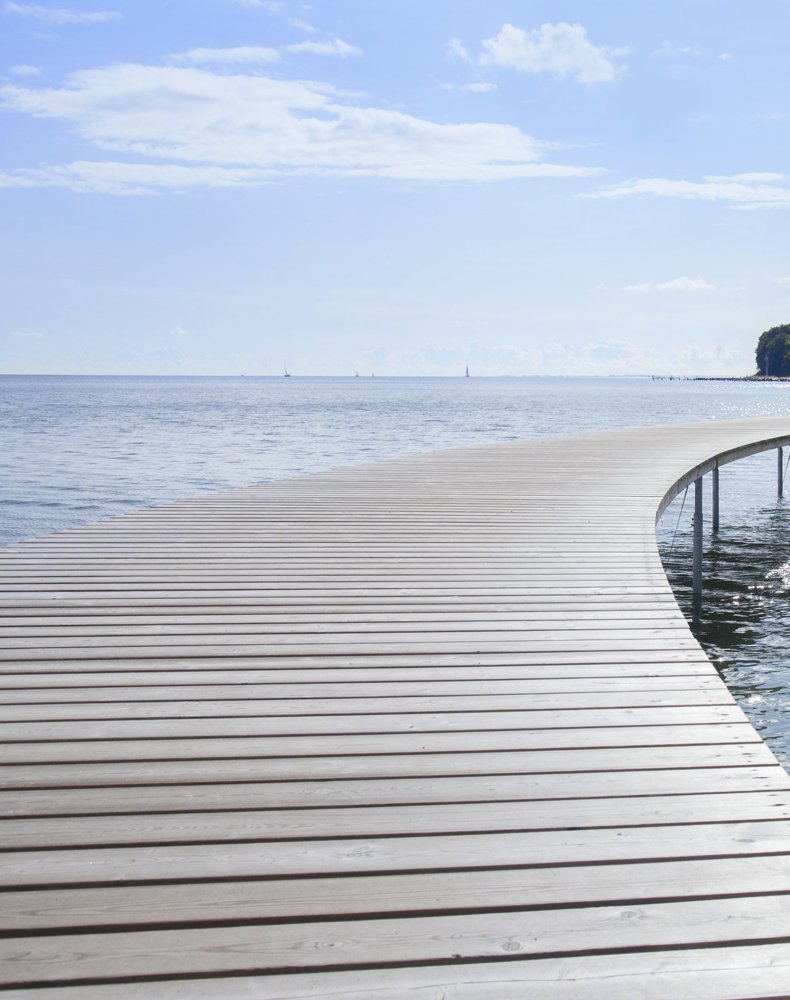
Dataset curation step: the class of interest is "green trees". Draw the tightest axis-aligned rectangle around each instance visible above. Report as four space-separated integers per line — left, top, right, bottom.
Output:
756 324 790 377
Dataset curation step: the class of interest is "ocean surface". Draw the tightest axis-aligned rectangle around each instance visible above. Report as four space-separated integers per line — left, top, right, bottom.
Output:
3 374 790 765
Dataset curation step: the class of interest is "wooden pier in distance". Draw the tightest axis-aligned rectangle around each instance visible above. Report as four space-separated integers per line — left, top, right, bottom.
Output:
2 416 790 997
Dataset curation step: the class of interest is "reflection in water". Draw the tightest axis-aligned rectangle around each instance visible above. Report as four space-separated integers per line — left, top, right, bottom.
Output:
657 454 790 769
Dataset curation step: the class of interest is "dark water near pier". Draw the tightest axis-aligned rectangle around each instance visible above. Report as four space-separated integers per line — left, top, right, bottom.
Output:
657 453 790 767
3 374 790 764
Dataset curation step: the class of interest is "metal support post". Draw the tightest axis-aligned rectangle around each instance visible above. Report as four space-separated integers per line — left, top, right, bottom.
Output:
779 447 784 499
712 465 719 534
692 476 703 611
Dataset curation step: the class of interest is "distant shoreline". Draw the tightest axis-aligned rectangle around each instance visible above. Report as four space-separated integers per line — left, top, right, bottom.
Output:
653 375 790 383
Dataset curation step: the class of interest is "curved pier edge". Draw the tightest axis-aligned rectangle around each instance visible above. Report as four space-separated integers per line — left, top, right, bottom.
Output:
657 430 790 521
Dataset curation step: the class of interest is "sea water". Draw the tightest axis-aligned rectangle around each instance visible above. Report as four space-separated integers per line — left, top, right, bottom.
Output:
3 374 790 764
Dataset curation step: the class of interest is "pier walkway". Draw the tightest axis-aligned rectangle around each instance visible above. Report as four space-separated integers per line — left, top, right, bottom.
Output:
3 417 790 997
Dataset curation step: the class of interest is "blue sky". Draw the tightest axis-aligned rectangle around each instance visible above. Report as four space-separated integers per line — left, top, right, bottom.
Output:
1 0 789 376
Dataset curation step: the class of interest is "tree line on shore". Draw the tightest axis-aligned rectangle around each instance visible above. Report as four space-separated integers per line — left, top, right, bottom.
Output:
756 324 790 377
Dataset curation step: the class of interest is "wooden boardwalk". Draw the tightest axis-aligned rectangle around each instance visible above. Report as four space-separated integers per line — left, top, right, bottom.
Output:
2 416 790 998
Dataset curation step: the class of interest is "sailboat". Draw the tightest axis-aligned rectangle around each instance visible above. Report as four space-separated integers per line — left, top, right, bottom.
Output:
465 365 470 377
283 363 291 378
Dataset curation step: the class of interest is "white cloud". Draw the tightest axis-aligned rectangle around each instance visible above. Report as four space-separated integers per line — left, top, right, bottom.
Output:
290 19 314 33
8 329 44 338
8 64 41 75
170 325 188 337
0 62 603 192
0 160 270 195
624 276 716 293
446 37 472 64
171 46 280 66
3 2 119 24
706 172 783 182
586 173 790 209
443 80 497 94
171 40 361 66
286 38 361 58
718 52 734 61
479 22 625 84
774 277 790 286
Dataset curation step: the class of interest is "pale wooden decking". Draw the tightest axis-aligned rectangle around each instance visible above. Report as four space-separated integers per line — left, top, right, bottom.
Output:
2 417 790 998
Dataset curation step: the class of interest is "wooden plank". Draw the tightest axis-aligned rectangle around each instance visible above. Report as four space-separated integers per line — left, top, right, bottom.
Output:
0 675 723 702
0 704 749 740
2 742 773 788
0 648 713 673
0 636 703 664
0 596 683 613
0 610 689 634
3 765 786 818
0 689 736 722
3 854 790 933
0 640 705 665
2 795 790 849
4 818 790 886
0 722 760 764
11 945 790 1000
3 896 790 986
0 623 696 648
0 663 720 688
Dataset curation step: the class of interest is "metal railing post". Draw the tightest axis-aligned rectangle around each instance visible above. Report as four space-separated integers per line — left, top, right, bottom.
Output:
779 447 784 499
692 476 703 612
712 465 719 534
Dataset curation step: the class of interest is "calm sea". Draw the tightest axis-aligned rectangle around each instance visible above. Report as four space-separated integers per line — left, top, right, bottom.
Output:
3 374 790 764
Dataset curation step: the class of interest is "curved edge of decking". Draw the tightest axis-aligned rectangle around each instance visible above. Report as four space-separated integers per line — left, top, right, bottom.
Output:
657 430 790 521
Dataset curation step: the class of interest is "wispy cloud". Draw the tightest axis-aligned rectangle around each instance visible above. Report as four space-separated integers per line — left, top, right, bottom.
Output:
0 62 603 193
171 46 280 66
624 276 716 293
586 173 790 210
442 80 496 94
478 22 627 84
446 37 472 64
3 2 120 25
0 161 272 195
285 38 361 58
172 39 360 66
8 63 41 76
